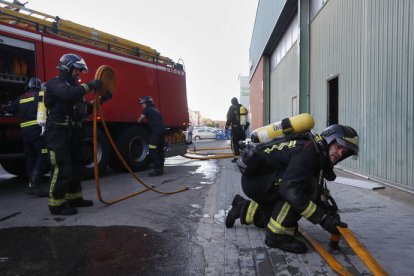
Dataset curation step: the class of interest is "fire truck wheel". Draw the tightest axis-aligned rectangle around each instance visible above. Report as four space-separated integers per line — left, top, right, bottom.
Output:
109 126 150 172
82 126 112 179
0 158 27 177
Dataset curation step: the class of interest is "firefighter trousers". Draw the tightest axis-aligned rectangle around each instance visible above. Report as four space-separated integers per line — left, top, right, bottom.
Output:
241 172 319 236
47 128 84 207
148 131 165 170
231 126 246 159
21 126 48 188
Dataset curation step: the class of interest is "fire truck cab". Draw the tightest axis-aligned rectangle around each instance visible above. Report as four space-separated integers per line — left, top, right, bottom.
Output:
0 1 189 178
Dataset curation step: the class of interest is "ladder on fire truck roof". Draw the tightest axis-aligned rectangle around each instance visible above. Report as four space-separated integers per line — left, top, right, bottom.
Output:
0 0 175 66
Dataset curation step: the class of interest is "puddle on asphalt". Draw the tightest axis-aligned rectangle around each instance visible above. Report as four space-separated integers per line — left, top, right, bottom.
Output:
0 226 191 275
166 156 219 185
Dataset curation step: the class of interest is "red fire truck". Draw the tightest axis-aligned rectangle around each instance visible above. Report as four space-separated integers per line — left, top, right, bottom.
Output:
0 1 189 178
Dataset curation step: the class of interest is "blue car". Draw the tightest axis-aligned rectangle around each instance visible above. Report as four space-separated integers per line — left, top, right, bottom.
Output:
216 129 231 140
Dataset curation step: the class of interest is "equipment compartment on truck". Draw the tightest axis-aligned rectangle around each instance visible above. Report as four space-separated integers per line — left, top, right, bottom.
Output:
0 35 37 176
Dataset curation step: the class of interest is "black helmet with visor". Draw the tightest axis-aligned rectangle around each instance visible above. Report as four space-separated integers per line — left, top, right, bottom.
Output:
139 96 154 106
321 124 359 162
25 77 41 91
57 53 88 74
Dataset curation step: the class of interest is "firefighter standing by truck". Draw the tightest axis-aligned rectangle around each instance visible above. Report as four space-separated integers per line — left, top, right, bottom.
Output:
225 97 249 162
137 96 166 177
44 53 106 216
226 124 359 254
7 78 49 197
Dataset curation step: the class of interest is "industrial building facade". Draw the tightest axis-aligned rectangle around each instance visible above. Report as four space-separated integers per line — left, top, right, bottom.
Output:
249 0 414 190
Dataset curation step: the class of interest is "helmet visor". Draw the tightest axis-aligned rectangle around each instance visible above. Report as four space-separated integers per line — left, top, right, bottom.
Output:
336 136 359 156
72 58 88 73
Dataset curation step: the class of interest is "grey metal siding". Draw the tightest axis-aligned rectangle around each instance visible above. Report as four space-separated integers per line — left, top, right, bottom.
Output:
270 42 299 121
249 0 287 78
309 0 414 188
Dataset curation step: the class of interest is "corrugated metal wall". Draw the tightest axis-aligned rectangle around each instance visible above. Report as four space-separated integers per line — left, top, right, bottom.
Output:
309 0 414 188
249 0 286 79
270 42 299 121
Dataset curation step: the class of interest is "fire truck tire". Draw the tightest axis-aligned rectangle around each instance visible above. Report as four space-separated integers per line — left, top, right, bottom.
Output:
82 126 111 179
0 158 26 177
109 126 150 172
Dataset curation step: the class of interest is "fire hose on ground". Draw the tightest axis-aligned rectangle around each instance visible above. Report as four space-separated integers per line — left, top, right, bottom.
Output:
299 225 388 275
92 65 188 205
183 146 233 160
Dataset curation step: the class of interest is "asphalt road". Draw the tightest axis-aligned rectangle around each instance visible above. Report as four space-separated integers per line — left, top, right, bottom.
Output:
0 139 230 275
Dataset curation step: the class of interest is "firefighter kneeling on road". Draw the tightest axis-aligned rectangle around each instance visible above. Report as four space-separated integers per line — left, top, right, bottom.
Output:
226 124 359 254
45 53 111 216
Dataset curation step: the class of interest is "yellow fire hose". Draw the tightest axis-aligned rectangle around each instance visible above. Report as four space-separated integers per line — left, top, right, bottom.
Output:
92 94 189 205
299 227 352 276
300 226 388 275
183 146 233 160
338 227 388 275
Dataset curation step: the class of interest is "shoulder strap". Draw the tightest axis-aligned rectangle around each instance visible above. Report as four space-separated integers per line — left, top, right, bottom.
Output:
255 132 312 151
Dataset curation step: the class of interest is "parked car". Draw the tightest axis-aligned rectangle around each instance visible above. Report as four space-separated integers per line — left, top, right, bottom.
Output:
193 127 217 140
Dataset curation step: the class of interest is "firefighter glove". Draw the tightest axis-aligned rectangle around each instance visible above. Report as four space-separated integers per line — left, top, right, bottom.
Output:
320 214 347 234
319 201 338 216
86 79 102 90
99 92 112 104
244 121 250 131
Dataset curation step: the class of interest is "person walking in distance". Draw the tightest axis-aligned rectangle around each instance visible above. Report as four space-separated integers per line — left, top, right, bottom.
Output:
225 97 249 162
186 123 193 144
137 96 166 177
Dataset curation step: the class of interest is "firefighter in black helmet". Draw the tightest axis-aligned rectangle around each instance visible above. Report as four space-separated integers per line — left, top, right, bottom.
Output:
45 53 107 216
137 96 166 176
8 77 49 197
226 124 359 254
225 97 249 162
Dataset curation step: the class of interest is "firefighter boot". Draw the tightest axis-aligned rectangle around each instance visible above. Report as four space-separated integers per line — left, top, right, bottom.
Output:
68 198 94 207
148 168 164 177
50 203 78 216
225 194 245 228
265 230 307 254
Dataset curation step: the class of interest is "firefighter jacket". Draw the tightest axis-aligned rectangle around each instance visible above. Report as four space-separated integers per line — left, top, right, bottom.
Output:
45 75 93 125
44 74 92 150
142 105 166 134
8 89 42 137
246 136 335 225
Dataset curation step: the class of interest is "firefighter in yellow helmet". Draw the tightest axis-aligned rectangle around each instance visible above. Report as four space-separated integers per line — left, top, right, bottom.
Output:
226 124 359 254
225 97 249 162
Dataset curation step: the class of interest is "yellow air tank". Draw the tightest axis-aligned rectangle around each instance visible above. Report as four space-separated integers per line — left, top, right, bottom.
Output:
37 90 47 134
240 105 248 126
250 113 314 143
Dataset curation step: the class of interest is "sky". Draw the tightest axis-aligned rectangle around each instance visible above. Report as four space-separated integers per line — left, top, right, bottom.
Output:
23 0 258 121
